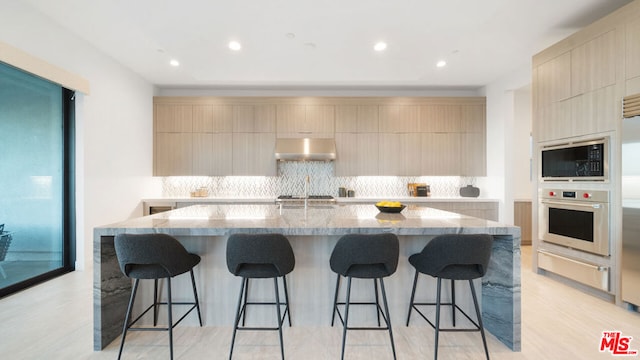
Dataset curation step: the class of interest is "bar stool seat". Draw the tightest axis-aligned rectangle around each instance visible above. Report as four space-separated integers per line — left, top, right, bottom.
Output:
330 233 399 360
114 233 202 360
406 233 493 360
226 233 295 360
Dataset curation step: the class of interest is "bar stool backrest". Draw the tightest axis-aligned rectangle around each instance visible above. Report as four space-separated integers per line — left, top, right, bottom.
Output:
226 233 295 278
415 234 493 280
114 233 199 279
330 233 399 278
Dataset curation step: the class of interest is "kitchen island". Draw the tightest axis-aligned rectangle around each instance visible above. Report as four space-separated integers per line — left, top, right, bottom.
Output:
94 203 520 351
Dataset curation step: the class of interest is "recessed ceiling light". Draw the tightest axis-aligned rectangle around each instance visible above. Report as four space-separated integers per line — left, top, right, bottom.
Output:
285 33 296 39
228 41 242 51
169 59 180 67
436 60 447 68
374 42 387 51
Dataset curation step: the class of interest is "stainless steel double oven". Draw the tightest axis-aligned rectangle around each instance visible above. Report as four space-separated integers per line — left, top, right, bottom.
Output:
539 189 609 256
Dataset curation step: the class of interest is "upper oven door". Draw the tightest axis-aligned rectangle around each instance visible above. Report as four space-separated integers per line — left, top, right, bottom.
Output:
539 198 609 256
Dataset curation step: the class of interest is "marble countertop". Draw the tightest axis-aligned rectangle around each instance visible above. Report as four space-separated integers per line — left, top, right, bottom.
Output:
97 203 518 237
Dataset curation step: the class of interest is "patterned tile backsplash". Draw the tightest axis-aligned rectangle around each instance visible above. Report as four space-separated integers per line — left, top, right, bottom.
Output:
162 162 477 198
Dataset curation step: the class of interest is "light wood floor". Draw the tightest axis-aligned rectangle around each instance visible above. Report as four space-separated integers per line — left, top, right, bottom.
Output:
1 246 640 359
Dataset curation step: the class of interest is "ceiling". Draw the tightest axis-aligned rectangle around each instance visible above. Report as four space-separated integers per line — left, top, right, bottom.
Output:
23 0 635 90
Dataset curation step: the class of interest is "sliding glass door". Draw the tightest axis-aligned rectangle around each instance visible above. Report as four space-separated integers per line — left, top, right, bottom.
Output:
0 62 75 297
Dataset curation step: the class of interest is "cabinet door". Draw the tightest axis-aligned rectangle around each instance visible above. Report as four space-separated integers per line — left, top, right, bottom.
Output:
336 105 379 133
193 105 233 133
155 104 193 132
232 133 276 175
571 30 616 96
536 52 571 106
627 18 640 81
379 105 419 133
155 133 193 175
421 133 461 175
419 105 462 132
335 133 379 176
570 85 617 135
303 105 335 136
378 133 421 175
233 104 276 133
537 99 573 142
461 132 486 176
192 133 233 175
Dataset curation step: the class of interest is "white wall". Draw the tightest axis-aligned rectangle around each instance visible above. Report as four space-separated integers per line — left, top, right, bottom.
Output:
0 2 159 270
513 85 534 200
478 63 532 223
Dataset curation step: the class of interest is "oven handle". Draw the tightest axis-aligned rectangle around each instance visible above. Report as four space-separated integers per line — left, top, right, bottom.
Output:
540 199 604 209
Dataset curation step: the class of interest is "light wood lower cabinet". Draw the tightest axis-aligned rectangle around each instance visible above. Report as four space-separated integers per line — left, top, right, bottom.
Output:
514 201 532 245
232 133 276 176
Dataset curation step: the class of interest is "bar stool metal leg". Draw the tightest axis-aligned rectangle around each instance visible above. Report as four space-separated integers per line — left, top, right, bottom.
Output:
153 279 159 326
434 277 442 360
470 280 490 360
167 277 174 360
340 276 352 360
374 279 381 326
190 269 203 326
274 277 285 360
379 278 397 360
282 276 292 327
406 270 419 326
118 279 140 360
241 278 249 327
331 274 341 326
229 278 247 360
451 279 456 327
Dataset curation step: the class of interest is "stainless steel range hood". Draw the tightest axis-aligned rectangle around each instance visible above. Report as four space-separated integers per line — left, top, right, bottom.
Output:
275 138 336 161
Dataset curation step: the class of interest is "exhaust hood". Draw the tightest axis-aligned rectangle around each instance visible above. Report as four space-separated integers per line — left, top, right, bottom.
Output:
275 138 336 161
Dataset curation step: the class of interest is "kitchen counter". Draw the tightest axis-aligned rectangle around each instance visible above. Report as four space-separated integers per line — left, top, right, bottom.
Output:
94 204 520 351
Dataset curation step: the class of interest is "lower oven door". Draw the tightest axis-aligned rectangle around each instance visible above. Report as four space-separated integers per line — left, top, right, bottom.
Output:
539 199 609 256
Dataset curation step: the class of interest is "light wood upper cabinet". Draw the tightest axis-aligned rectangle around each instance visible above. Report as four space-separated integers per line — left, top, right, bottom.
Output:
461 104 486 133
233 104 276 133
193 105 233 133
570 85 617 135
419 105 461 133
536 52 571 106
232 133 276 176
379 105 419 133
461 132 486 176
276 104 334 137
155 104 193 132
335 105 379 133
192 133 233 176
154 97 486 176
155 133 193 176
335 133 379 176
421 133 461 175
627 18 640 80
571 30 616 96
378 133 421 175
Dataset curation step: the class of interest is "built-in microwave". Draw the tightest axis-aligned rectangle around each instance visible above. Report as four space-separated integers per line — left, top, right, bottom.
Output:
540 137 608 181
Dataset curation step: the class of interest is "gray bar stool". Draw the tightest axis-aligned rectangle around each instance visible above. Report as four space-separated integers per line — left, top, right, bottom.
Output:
226 233 295 360
330 233 399 360
114 233 202 360
406 234 493 360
